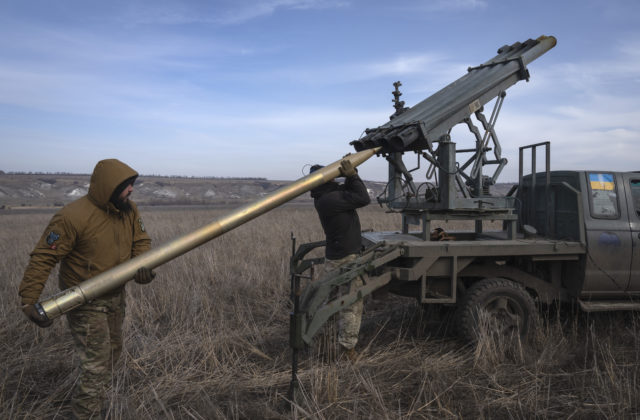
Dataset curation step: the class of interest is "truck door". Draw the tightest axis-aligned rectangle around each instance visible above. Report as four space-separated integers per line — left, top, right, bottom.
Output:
582 172 631 295
622 173 640 292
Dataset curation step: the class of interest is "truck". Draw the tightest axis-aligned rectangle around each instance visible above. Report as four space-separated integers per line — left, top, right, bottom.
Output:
288 34 640 362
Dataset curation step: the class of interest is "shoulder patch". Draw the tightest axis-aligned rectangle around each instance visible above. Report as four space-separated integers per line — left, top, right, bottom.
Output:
46 231 60 249
138 218 146 232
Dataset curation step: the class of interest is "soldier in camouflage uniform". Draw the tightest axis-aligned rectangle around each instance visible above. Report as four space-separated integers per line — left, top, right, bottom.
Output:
310 160 370 361
19 159 154 419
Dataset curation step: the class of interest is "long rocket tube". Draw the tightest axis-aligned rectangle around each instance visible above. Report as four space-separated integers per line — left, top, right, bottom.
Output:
35 148 381 321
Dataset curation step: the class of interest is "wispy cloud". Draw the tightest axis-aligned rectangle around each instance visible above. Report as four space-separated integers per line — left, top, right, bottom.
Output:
364 54 444 77
258 52 450 88
412 0 488 12
216 0 350 24
535 37 640 94
120 0 350 26
494 88 640 180
0 19 245 68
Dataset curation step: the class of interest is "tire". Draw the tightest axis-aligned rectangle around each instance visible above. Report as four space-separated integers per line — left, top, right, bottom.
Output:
456 277 537 342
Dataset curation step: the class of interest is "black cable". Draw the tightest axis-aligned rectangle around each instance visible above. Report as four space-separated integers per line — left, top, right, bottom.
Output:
585 250 628 293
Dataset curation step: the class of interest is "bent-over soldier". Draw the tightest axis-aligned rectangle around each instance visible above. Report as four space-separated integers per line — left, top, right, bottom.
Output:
310 159 371 361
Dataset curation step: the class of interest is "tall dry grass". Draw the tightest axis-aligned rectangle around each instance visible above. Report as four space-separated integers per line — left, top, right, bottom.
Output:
1 205 639 419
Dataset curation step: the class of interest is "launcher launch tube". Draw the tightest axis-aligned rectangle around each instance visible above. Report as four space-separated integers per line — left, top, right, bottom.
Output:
519 35 556 66
354 35 557 154
36 148 381 321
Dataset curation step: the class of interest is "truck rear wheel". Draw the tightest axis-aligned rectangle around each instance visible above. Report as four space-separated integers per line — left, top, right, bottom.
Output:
457 277 536 342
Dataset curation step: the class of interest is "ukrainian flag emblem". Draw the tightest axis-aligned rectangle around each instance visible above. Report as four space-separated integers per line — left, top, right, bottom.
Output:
589 173 615 191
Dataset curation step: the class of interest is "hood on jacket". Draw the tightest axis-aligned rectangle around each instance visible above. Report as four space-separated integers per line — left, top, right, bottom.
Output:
88 159 138 208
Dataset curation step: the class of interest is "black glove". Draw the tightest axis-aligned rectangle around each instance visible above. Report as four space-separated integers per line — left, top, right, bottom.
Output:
134 267 156 284
22 304 53 328
340 160 357 177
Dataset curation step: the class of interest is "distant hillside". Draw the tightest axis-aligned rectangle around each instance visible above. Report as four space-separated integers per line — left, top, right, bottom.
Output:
0 173 514 210
0 173 386 209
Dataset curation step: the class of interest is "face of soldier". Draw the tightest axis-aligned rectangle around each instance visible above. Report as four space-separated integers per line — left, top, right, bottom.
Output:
118 183 134 203
112 182 134 212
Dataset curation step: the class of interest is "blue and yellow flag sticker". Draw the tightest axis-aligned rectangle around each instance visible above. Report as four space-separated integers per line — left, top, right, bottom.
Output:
589 173 615 191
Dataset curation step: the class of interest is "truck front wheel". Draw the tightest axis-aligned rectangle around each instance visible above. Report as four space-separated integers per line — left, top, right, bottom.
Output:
456 277 537 342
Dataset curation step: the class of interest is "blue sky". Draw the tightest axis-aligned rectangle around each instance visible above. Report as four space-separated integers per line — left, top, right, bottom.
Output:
1 0 639 182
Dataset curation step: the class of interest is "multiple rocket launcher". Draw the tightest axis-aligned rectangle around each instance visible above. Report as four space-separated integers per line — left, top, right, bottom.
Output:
350 35 556 155
33 35 557 323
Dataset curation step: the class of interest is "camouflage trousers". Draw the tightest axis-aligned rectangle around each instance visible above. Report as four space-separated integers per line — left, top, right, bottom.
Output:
67 292 125 420
323 254 364 350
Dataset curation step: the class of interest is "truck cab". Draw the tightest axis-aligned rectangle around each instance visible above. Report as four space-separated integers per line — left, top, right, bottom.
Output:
520 170 640 306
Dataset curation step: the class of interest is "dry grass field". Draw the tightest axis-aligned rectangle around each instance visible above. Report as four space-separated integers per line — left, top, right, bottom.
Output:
1 205 640 419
